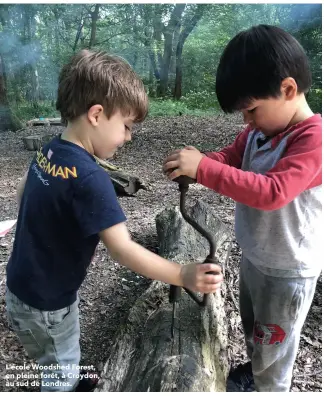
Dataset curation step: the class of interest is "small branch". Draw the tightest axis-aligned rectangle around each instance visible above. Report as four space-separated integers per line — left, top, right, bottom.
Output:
229 287 240 312
293 379 316 386
294 370 322 378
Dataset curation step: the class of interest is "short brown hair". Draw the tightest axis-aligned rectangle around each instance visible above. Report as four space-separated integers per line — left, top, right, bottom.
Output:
56 50 148 123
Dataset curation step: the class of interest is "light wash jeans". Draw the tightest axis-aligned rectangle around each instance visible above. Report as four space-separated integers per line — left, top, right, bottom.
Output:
240 255 319 392
6 287 80 392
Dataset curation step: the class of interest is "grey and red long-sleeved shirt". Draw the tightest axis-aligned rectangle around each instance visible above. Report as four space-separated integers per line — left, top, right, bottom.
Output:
197 114 322 278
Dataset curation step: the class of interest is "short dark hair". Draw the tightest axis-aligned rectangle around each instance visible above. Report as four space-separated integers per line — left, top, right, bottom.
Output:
215 24 312 113
56 49 148 123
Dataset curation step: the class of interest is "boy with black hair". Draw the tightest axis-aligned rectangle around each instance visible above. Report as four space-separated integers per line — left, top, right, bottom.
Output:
6 50 223 392
163 25 322 392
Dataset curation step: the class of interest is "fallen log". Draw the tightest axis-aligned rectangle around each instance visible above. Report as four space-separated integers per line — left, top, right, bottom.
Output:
96 199 231 392
21 135 148 196
26 117 63 127
94 156 147 196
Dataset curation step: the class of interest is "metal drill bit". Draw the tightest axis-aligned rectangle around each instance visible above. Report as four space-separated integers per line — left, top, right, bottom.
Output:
171 302 176 338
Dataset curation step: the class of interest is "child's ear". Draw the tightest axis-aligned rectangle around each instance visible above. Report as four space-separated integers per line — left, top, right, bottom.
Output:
281 77 297 101
88 105 104 126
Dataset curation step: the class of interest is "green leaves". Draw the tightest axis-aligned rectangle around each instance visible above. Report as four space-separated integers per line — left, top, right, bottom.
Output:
0 3 321 120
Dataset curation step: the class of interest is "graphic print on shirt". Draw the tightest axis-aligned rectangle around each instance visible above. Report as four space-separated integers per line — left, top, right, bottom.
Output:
253 321 286 345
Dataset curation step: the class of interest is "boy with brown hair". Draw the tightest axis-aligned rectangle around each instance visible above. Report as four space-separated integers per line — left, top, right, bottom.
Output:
163 25 322 392
6 50 223 392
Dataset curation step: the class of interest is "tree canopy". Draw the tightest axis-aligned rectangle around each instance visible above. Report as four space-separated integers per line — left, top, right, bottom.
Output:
0 3 321 130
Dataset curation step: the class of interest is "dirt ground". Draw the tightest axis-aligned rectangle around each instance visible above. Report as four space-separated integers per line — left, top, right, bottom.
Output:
0 115 322 392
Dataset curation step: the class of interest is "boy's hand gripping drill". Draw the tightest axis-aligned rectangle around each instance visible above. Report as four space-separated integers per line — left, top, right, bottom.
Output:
169 175 220 338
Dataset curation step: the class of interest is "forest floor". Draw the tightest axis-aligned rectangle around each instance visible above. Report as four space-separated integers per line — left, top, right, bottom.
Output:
0 115 322 392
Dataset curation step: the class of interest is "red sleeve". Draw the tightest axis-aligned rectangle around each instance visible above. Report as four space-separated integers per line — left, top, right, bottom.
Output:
204 126 250 168
197 126 322 211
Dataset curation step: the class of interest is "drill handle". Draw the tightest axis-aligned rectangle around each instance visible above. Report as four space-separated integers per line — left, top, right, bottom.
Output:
169 284 182 303
203 255 221 275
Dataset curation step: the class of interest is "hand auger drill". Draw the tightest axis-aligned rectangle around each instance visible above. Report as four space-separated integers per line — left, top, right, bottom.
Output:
169 175 220 338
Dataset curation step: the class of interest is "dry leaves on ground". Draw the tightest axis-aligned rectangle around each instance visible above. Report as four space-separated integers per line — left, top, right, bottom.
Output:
0 115 321 392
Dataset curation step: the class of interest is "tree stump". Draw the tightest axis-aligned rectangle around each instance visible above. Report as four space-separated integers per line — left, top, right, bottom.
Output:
22 136 43 151
96 199 231 392
22 134 59 151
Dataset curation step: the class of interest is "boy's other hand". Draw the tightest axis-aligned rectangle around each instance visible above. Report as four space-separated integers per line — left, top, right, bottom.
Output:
163 146 205 181
180 262 223 293
100 223 223 291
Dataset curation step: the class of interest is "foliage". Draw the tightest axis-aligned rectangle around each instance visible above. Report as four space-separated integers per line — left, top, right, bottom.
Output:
181 90 220 111
0 3 322 127
148 98 219 117
307 89 322 114
11 98 219 122
12 101 59 121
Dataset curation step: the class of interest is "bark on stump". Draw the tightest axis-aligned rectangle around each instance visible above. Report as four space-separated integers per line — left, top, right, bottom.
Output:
22 134 57 151
22 135 42 151
96 199 231 392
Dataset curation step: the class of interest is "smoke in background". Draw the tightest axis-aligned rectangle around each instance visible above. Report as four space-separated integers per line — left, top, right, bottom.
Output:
0 3 321 107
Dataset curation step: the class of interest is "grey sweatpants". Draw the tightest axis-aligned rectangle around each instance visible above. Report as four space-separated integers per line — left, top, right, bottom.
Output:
6 288 81 392
240 255 319 392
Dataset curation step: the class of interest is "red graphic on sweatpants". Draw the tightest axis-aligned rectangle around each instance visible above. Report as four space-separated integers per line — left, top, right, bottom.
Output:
253 322 286 345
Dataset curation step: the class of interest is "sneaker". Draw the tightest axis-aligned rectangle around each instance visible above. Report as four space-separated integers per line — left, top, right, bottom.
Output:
226 361 255 392
75 370 99 392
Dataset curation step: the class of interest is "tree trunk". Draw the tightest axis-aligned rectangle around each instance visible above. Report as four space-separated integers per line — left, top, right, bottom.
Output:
133 50 138 69
0 5 21 131
148 49 160 82
174 6 205 100
152 6 164 97
159 4 185 97
171 23 181 76
31 67 40 105
148 63 155 97
73 18 84 52
96 200 231 392
21 5 39 105
0 54 17 131
89 4 100 49
174 41 184 100
30 12 39 106
142 21 160 96
52 6 61 62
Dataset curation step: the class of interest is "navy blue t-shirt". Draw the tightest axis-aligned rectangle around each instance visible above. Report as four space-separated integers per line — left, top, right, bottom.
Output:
7 136 126 310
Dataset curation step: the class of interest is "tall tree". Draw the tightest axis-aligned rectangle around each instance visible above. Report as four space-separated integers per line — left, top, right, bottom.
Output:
174 5 205 99
0 3 321 122
0 4 21 131
158 4 185 96
283 4 322 88
89 4 100 49
21 4 40 106
0 52 13 130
